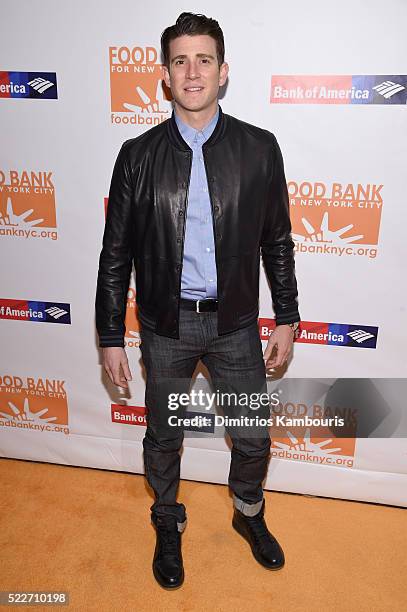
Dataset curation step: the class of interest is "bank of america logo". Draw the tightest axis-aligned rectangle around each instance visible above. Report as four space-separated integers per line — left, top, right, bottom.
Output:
0 298 70 323
347 329 375 344
27 77 55 94
372 81 405 99
0 72 58 99
45 306 68 320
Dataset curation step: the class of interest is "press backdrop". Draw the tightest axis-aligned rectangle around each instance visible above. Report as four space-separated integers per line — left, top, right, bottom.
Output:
1 0 406 506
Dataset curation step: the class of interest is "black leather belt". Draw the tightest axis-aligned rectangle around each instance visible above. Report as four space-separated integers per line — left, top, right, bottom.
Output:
180 298 218 312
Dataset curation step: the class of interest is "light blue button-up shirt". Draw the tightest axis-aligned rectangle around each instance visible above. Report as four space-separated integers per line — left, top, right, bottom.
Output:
174 106 219 300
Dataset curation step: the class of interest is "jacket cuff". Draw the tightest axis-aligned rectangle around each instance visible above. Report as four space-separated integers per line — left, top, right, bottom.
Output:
98 334 125 348
275 311 301 326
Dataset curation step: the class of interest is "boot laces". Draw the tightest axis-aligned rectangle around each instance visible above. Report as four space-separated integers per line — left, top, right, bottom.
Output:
156 519 180 557
246 513 274 548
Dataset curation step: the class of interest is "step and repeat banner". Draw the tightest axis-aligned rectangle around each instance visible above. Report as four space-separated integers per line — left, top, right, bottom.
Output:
1 1 406 506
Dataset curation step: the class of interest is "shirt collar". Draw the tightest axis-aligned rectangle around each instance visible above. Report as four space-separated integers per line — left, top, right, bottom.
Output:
174 105 219 147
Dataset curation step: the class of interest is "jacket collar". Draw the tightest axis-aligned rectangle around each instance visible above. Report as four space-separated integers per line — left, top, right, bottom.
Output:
167 103 227 151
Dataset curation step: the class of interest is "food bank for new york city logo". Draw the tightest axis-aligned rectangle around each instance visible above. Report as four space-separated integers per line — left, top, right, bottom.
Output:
289 181 383 259
270 401 356 469
109 45 172 126
0 170 57 240
0 374 69 435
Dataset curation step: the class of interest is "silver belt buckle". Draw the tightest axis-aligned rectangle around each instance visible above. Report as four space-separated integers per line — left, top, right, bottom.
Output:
196 299 201 313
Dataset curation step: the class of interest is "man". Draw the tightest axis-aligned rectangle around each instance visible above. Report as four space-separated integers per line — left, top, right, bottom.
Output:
96 12 300 589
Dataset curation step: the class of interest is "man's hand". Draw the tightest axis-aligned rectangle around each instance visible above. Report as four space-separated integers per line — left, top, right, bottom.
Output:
263 325 295 372
102 347 132 389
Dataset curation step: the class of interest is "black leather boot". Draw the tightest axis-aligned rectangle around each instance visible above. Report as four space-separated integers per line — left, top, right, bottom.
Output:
232 499 285 570
151 514 185 588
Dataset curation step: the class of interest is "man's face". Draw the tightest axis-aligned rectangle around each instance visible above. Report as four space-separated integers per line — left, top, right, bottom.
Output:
162 34 228 113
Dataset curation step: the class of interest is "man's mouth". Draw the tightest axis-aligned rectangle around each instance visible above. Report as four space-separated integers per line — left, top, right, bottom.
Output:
184 87 204 93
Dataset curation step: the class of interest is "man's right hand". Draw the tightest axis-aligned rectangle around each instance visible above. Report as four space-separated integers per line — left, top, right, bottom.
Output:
102 347 132 389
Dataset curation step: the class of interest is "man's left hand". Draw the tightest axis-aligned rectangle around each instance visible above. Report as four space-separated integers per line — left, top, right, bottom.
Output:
263 325 295 371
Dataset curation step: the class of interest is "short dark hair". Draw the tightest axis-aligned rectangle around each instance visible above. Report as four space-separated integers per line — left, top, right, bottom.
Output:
161 12 225 68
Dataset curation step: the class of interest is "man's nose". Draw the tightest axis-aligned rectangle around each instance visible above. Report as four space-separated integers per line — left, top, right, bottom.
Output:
186 61 200 79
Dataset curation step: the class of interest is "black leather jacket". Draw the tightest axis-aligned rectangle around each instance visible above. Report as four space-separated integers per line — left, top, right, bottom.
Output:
95 105 300 347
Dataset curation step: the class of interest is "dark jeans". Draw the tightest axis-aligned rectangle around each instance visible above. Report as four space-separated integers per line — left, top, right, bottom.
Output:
139 308 271 527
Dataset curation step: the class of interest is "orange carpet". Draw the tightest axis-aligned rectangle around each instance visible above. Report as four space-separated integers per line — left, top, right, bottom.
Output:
0 457 406 612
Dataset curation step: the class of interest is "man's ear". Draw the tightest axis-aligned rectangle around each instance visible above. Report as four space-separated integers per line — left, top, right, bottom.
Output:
162 64 171 89
219 62 229 87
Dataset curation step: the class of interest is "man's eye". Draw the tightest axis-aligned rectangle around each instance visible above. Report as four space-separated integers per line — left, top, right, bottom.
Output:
175 60 184 65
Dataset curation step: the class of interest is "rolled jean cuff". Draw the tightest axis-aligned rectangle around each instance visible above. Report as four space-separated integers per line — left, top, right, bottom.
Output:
233 494 264 517
177 519 187 533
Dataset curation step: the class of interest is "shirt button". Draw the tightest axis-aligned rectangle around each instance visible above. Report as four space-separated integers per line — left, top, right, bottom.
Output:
203 187 207 193
179 210 184 216
177 238 181 243
214 206 219 212
206 247 211 252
